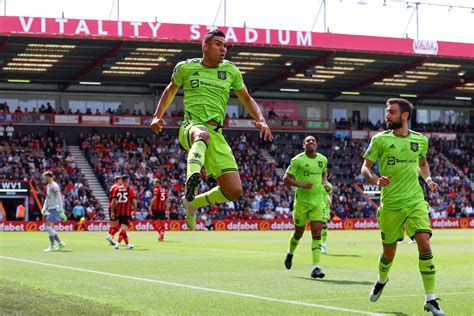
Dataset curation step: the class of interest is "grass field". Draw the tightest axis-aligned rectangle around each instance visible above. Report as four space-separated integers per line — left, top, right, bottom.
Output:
0 229 473 315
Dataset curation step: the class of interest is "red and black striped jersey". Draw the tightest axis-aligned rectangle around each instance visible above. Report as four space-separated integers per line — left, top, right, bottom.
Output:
152 186 168 211
113 185 136 217
108 183 120 207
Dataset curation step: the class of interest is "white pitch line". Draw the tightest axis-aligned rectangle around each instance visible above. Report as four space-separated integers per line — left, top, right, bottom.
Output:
0 255 381 316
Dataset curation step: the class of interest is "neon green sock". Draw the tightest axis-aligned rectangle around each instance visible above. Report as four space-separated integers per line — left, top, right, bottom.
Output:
187 139 206 179
378 255 393 283
419 252 436 294
312 237 322 265
192 186 230 208
288 234 300 255
322 227 328 244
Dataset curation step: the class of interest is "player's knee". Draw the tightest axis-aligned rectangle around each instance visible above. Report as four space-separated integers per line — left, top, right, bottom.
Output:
417 238 431 253
294 232 304 239
223 185 243 201
382 249 396 261
195 130 210 144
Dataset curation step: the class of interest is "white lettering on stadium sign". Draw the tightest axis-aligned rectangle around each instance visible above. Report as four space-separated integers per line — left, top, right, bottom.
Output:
413 39 438 55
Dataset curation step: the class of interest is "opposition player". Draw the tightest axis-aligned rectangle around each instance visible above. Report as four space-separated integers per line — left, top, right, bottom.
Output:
321 182 333 254
41 171 66 252
111 175 136 250
150 29 273 230
283 136 330 278
149 180 169 241
361 98 444 315
106 175 122 246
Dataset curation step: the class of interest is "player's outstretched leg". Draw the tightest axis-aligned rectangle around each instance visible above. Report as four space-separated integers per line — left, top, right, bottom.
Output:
310 221 325 279
415 233 444 315
321 224 328 254
310 236 325 279
369 254 393 302
44 225 58 252
185 137 207 202
106 224 119 246
285 230 303 269
185 173 242 231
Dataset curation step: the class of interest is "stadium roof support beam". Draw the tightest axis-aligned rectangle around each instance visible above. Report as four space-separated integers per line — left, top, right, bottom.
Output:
420 77 474 99
252 51 335 92
329 57 429 100
63 41 124 90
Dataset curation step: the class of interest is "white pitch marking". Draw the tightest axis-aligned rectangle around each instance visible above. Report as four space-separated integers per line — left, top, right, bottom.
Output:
0 255 381 316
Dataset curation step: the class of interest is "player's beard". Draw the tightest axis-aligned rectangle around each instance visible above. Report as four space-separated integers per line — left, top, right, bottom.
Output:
386 116 403 130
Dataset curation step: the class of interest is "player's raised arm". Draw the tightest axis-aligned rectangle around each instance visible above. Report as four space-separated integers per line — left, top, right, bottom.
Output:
150 80 180 134
234 87 273 141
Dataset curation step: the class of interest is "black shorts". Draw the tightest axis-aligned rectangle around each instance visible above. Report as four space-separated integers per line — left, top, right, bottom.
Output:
117 216 132 226
151 211 166 221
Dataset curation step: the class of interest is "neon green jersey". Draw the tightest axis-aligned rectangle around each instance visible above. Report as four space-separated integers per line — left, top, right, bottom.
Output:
171 58 245 124
363 129 428 210
286 152 328 208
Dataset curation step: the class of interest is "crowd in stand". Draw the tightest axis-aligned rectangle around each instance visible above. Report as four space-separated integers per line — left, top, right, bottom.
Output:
0 128 104 221
1 101 472 221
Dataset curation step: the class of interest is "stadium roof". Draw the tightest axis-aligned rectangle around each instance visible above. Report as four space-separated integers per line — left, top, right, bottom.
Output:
0 16 473 105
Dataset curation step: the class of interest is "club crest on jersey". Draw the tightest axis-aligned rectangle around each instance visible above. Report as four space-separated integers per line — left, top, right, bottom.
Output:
318 161 323 168
190 79 199 88
410 142 419 152
217 71 227 80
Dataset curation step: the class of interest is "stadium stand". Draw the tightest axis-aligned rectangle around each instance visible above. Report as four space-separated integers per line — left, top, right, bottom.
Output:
0 129 104 221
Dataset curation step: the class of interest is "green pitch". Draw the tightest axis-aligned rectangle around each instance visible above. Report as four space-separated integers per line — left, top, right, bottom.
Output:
0 230 472 315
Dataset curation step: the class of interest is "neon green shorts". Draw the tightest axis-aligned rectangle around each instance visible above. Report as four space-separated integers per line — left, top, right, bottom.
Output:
178 120 238 179
377 200 432 244
292 202 327 227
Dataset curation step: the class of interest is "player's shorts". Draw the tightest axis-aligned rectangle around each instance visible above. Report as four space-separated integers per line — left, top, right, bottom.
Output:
292 202 327 227
45 209 62 224
377 200 431 245
117 216 131 226
151 211 166 220
179 120 238 180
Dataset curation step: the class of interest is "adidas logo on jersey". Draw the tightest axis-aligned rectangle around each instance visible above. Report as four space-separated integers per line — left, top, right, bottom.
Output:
192 71 200 76
389 144 396 149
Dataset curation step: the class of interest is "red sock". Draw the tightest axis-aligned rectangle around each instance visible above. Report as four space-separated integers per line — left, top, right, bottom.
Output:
109 226 118 236
120 229 129 245
117 233 123 244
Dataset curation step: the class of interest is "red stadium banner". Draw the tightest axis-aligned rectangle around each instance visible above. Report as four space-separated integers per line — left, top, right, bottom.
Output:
1 218 473 232
1 16 473 58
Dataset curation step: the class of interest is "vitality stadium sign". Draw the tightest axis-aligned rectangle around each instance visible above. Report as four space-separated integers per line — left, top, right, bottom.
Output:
1 16 474 58
1 219 473 232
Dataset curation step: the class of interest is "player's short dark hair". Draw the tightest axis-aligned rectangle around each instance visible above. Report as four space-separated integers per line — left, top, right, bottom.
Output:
114 175 122 182
154 179 162 186
387 98 413 120
202 29 226 44
121 174 130 181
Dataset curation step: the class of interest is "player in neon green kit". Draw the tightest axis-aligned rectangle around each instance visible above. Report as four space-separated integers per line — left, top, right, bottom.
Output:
150 30 273 230
283 136 330 278
321 182 332 254
361 98 444 315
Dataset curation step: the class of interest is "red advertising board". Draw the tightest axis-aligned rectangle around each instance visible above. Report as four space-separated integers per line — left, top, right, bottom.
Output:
1 16 473 58
1 218 473 232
